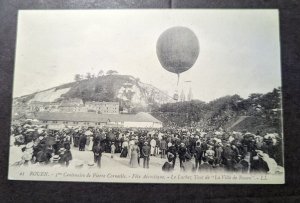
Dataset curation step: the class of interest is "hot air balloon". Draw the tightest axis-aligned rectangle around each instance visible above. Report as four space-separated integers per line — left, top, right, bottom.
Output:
156 26 199 84
156 26 199 101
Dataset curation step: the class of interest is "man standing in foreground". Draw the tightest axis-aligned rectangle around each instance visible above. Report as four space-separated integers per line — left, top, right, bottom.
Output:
178 143 187 169
142 141 151 168
160 137 167 159
166 142 177 168
93 142 103 168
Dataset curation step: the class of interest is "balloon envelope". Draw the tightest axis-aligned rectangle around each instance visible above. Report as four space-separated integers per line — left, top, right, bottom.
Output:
156 26 199 74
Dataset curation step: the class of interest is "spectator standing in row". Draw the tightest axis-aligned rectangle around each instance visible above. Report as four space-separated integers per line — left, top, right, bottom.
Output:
93 143 103 168
160 137 167 159
142 141 151 168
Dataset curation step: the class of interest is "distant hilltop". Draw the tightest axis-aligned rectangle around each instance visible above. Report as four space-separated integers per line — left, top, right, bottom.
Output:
13 74 175 113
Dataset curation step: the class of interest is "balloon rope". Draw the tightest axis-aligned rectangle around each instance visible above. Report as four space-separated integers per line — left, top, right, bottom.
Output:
177 73 180 86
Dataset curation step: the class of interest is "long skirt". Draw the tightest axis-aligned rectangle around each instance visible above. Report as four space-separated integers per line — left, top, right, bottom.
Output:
120 147 128 158
88 140 94 151
150 146 155 155
129 151 139 168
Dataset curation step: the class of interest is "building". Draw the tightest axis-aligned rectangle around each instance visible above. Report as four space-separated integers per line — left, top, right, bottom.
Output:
58 98 85 113
29 101 60 112
58 104 86 113
36 112 162 128
85 101 119 114
12 104 29 115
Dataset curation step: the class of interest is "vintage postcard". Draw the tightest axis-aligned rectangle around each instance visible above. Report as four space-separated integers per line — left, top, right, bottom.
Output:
9 9 284 184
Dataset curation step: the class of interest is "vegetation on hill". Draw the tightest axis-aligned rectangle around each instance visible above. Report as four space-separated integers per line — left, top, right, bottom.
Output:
14 73 173 113
62 74 131 102
14 69 281 135
152 88 282 134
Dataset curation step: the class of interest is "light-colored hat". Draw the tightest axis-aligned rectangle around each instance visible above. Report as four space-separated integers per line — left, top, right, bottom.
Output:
52 155 60 161
59 148 66 152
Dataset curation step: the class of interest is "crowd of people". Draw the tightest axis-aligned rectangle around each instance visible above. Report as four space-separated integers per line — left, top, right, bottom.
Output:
10 121 284 174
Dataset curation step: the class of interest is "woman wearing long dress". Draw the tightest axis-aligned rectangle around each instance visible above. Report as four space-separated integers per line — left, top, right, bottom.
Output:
128 139 135 159
120 140 128 158
88 136 94 151
129 142 140 168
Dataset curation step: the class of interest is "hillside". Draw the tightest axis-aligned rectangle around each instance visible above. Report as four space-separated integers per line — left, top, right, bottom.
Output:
14 75 282 134
14 74 174 112
152 88 282 134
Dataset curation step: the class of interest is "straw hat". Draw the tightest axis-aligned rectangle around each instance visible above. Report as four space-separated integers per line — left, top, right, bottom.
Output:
59 148 66 152
52 155 60 161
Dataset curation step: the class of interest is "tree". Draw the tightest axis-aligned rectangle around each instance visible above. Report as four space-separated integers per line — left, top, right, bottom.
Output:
86 72 92 79
74 74 82 82
106 70 118 75
97 70 104 77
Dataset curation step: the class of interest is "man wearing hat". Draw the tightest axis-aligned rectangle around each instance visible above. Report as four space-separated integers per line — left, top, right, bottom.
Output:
159 137 167 159
79 134 87 151
182 153 195 172
93 142 103 168
194 142 203 170
166 142 177 168
58 147 72 167
178 143 187 169
215 142 223 165
142 141 151 168
222 143 235 171
162 153 174 172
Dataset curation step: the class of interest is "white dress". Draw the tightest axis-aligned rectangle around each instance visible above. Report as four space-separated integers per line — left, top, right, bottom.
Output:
150 139 156 155
88 137 94 151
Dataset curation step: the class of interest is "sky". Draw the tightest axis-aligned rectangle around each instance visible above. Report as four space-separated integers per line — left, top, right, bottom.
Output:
13 9 281 102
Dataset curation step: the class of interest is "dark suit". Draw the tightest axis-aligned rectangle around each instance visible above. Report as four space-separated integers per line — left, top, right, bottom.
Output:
79 135 87 151
142 145 151 168
194 146 203 169
166 146 177 167
178 146 187 168
93 145 103 168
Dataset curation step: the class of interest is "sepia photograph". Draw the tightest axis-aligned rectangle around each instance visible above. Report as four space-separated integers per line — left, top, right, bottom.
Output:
8 9 284 184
